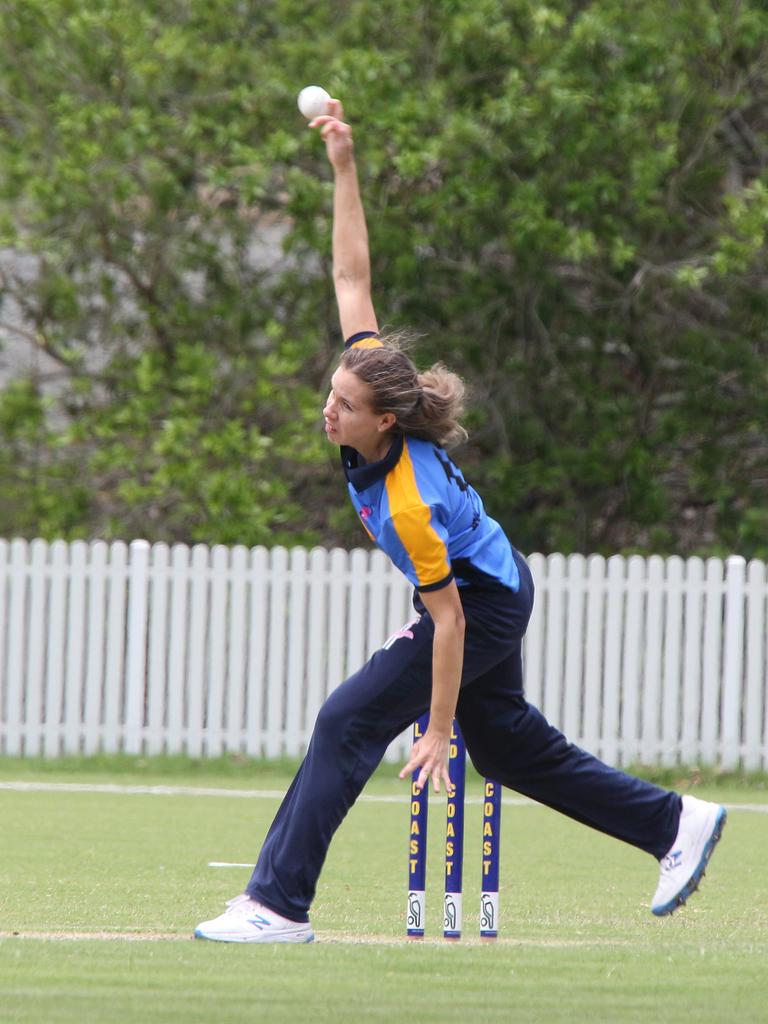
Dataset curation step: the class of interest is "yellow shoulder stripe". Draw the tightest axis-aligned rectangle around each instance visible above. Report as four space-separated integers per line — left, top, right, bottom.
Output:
385 441 450 586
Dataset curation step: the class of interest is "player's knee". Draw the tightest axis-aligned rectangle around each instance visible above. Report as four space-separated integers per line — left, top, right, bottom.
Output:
314 692 347 740
315 678 371 748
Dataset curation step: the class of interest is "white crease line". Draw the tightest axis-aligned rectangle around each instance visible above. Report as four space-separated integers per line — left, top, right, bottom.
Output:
0 780 531 806
0 781 765 813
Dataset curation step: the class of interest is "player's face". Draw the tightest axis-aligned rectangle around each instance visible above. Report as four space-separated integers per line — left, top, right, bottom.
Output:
323 367 394 457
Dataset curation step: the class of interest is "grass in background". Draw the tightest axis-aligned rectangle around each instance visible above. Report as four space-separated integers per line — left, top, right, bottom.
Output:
0 763 766 1023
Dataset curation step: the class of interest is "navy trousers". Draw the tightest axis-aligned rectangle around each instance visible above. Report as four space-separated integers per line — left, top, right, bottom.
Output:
248 550 681 922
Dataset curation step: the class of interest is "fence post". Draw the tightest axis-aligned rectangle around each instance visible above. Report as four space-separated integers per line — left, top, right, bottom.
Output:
583 555 606 757
562 553 586 746
25 540 48 756
620 555 645 767
5 539 28 756
205 544 230 757
661 556 684 765
245 546 269 757
700 558 725 764
285 547 309 757
744 560 767 771
680 557 704 766
225 545 249 754
124 539 150 754
721 555 746 769
602 555 625 765
146 543 170 755
103 541 128 753
187 544 211 757
63 541 88 754
265 546 288 758
543 553 566 732
83 541 108 754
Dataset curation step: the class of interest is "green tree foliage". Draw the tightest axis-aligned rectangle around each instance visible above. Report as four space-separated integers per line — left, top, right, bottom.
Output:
0 0 329 546
0 0 766 555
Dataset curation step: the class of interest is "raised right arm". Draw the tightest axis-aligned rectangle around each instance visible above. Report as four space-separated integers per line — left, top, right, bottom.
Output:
311 100 379 340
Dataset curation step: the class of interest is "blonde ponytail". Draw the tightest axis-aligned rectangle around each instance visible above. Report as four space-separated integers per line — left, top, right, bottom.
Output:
414 364 468 447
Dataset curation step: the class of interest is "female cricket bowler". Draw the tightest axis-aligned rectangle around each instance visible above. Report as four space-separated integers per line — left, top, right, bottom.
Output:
195 100 726 943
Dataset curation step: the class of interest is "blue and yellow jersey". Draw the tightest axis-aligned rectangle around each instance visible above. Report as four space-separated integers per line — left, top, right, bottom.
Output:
340 332 520 594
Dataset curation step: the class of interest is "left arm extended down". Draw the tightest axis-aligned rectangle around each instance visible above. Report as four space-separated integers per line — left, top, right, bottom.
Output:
398 581 466 793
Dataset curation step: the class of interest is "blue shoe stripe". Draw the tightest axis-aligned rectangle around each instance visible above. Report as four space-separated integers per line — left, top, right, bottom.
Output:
194 926 315 943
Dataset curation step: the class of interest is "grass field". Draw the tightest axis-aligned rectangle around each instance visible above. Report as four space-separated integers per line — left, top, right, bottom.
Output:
1 759 766 1023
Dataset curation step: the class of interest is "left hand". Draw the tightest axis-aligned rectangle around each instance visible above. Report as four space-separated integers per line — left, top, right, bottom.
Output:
399 726 452 794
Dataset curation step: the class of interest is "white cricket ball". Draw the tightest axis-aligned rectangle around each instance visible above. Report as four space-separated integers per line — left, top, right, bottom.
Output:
297 85 331 120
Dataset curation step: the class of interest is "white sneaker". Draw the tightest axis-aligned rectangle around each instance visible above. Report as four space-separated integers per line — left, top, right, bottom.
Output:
651 795 727 916
194 894 315 943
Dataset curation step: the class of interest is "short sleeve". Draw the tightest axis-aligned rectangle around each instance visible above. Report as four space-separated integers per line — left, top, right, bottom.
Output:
383 505 454 591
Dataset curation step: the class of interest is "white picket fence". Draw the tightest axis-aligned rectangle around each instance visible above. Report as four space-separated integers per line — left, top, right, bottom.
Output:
0 538 766 769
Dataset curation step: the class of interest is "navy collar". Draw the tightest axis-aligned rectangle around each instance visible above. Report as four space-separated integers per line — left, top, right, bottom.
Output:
341 433 405 491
